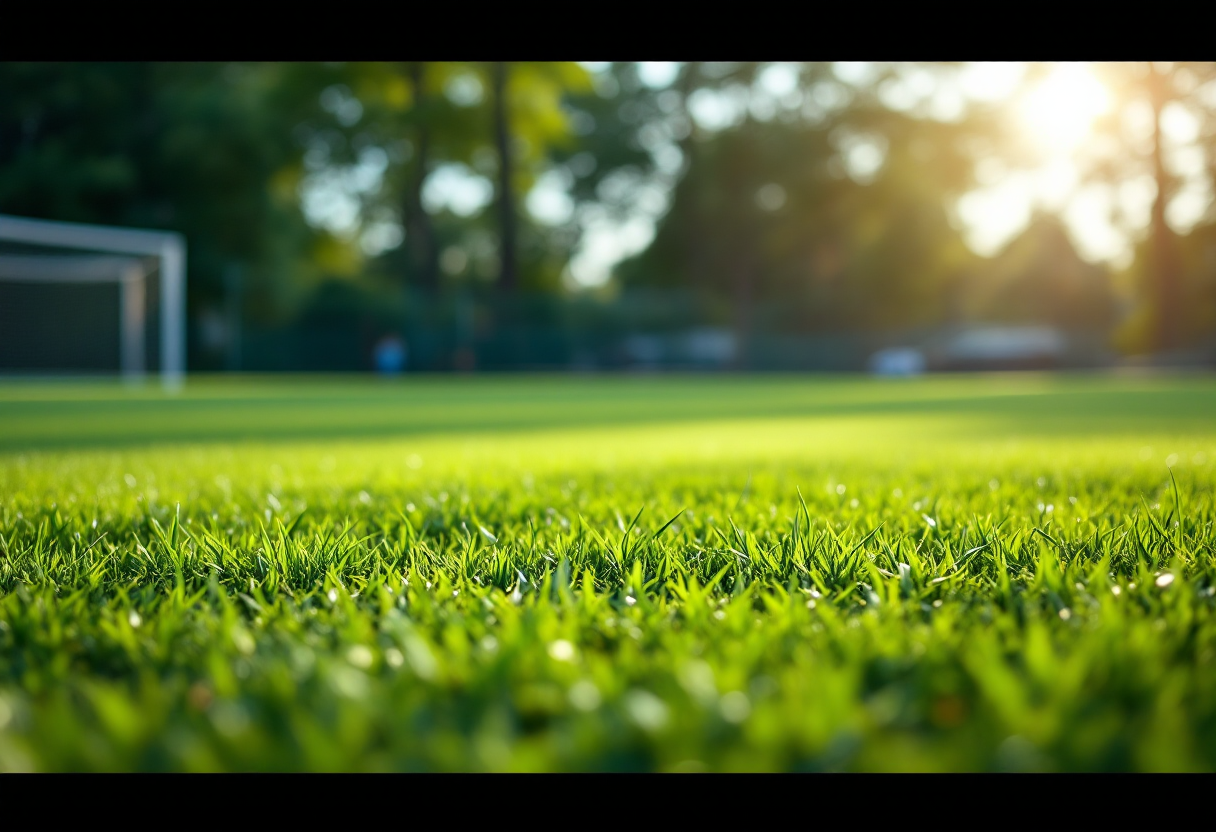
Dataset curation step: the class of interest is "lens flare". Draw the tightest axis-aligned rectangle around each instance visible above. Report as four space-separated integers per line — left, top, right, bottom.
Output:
1018 63 1112 154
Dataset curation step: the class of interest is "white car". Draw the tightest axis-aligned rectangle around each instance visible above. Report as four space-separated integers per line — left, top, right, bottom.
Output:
937 326 1067 370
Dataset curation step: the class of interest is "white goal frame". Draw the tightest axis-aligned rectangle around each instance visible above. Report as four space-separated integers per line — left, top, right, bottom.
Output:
0 214 186 387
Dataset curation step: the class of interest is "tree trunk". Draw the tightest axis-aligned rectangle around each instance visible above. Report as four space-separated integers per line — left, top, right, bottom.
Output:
491 61 518 293
405 62 438 293
732 257 755 370
1148 62 1182 353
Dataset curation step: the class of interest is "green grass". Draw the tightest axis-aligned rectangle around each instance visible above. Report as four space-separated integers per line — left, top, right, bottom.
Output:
1 372 1215 771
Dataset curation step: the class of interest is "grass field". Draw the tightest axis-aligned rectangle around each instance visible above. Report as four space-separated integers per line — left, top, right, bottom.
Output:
1 372 1215 771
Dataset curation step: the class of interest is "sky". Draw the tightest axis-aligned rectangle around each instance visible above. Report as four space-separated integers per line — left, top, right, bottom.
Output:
299 62 1215 289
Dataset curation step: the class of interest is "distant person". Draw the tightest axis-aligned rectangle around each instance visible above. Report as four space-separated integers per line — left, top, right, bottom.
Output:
373 334 407 375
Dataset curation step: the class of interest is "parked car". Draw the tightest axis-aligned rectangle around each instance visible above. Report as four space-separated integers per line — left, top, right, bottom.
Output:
933 326 1067 371
868 347 926 376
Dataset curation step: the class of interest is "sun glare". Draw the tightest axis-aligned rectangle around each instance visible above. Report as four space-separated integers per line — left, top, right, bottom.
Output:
1018 63 1111 154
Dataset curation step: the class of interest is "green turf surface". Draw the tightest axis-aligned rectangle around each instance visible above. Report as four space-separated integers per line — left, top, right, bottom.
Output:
1 373 1214 771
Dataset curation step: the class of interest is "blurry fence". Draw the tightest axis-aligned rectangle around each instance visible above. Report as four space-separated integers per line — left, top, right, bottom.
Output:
188 287 1125 374
192 289 896 373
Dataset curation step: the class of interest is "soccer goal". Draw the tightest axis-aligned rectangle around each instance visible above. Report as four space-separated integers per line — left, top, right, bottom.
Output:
0 214 185 387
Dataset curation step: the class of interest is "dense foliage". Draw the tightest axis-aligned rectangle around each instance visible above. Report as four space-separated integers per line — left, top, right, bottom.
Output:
5 62 1214 365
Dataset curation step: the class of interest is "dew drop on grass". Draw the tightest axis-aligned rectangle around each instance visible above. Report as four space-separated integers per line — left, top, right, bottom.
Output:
330 667 369 700
1111 586 1122 596
671 759 707 773
1058 608 1071 620
678 661 716 701
347 645 373 669
719 691 751 724
1156 573 1175 588
548 640 575 662
569 680 601 711
128 611 141 628
836 484 846 495
385 648 405 668
232 629 255 656
996 735 1043 771
625 690 669 732
625 596 637 606
211 702 251 738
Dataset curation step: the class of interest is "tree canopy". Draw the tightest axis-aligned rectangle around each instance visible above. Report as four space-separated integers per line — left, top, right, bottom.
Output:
1 61 1214 367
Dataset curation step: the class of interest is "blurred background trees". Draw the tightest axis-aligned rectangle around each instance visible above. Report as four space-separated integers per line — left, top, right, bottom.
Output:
0 61 1213 371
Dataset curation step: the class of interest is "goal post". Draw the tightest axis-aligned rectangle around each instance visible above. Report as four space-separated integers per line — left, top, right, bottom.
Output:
0 214 186 387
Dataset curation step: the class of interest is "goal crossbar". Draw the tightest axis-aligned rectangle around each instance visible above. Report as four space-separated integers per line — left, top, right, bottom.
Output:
0 215 185 386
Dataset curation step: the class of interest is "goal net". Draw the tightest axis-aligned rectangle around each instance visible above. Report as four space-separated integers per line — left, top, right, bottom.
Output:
0 214 185 386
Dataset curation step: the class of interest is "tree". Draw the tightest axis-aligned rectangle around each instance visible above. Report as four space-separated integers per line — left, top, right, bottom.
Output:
964 213 1116 330
1087 62 1216 352
0 62 357 331
347 61 592 295
617 63 984 344
491 62 517 293
404 62 438 293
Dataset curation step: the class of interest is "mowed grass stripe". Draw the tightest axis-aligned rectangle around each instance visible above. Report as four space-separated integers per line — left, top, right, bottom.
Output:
1 373 1214 450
